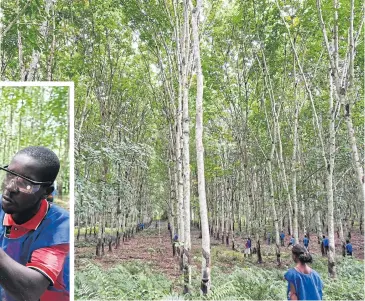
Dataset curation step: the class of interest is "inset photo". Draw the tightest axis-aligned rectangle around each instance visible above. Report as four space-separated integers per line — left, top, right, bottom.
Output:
0 83 73 301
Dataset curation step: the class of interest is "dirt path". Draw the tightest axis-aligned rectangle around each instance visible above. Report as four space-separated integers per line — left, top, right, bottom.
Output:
75 222 181 280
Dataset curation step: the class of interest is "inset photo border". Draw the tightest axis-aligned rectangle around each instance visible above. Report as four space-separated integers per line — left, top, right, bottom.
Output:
0 81 74 301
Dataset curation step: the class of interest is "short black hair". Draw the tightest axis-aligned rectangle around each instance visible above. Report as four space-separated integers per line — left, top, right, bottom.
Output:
15 146 60 182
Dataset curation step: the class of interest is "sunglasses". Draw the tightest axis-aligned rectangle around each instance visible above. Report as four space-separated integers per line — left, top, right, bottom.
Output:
0 165 53 195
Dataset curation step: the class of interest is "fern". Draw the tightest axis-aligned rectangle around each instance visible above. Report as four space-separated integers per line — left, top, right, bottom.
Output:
75 260 172 300
75 256 364 300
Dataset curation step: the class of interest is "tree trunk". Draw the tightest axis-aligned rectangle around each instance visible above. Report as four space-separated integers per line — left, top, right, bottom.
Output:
221 188 225 244
256 234 263 264
337 209 345 257
291 62 300 244
192 1 211 288
76 213 80 241
327 69 336 278
181 0 192 294
96 213 103 257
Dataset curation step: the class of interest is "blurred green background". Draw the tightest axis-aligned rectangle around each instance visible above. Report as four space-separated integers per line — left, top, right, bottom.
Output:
0 86 69 209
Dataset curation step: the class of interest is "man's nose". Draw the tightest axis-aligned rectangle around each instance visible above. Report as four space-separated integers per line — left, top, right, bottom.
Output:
4 179 19 193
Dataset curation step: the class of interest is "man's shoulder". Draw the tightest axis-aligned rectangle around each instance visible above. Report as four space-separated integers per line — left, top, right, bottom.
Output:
47 204 69 220
40 203 69 234
32 204 69 247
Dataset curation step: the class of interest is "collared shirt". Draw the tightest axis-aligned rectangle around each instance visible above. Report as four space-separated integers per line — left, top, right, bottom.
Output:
3 199 69 301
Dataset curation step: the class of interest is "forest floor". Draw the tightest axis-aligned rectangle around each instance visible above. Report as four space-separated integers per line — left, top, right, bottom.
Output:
75 221 364 294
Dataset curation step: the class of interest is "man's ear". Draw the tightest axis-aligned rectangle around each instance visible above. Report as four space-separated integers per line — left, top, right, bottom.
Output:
45 186 54 196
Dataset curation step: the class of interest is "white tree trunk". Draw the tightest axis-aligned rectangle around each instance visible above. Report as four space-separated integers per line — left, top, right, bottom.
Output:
181 0 192 294
301 198 306 235
327 71 336 278
221 185 225 243
191 0 211 294
291 101 300 244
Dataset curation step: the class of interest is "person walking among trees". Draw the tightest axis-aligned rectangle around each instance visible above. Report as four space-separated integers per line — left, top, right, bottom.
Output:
280 231 285 246
345 239 353 256
244 237 251 257
288 235 295 248
0 146 69 301
284 245 324 300
303 235 309 251
320 235 325 256
322 235 329 255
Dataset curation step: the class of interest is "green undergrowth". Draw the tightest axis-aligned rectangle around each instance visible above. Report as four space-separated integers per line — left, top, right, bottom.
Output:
75 260 173 300
75 253 364 300
74 227 114 236
311 256 364 300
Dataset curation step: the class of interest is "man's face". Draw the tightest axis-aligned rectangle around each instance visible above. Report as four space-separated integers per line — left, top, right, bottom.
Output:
1 154 50 214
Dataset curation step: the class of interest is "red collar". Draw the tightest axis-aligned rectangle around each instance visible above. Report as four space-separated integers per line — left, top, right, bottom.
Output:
3 199 49 230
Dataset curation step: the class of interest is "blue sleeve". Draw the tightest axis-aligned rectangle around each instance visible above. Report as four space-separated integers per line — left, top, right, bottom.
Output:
315 271 324 299
284 269 296 300
284 270 290 281
284 271 291 300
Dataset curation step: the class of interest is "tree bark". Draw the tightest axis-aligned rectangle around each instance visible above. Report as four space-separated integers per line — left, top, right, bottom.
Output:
191 0 211 292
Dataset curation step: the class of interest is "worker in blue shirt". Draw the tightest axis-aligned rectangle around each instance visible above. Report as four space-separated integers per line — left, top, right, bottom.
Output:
322 235 329 255
345 239 353 256
303 235 309 250
280 231 285 246
267 232 271 245
284 245 323 300
288 235 295 248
